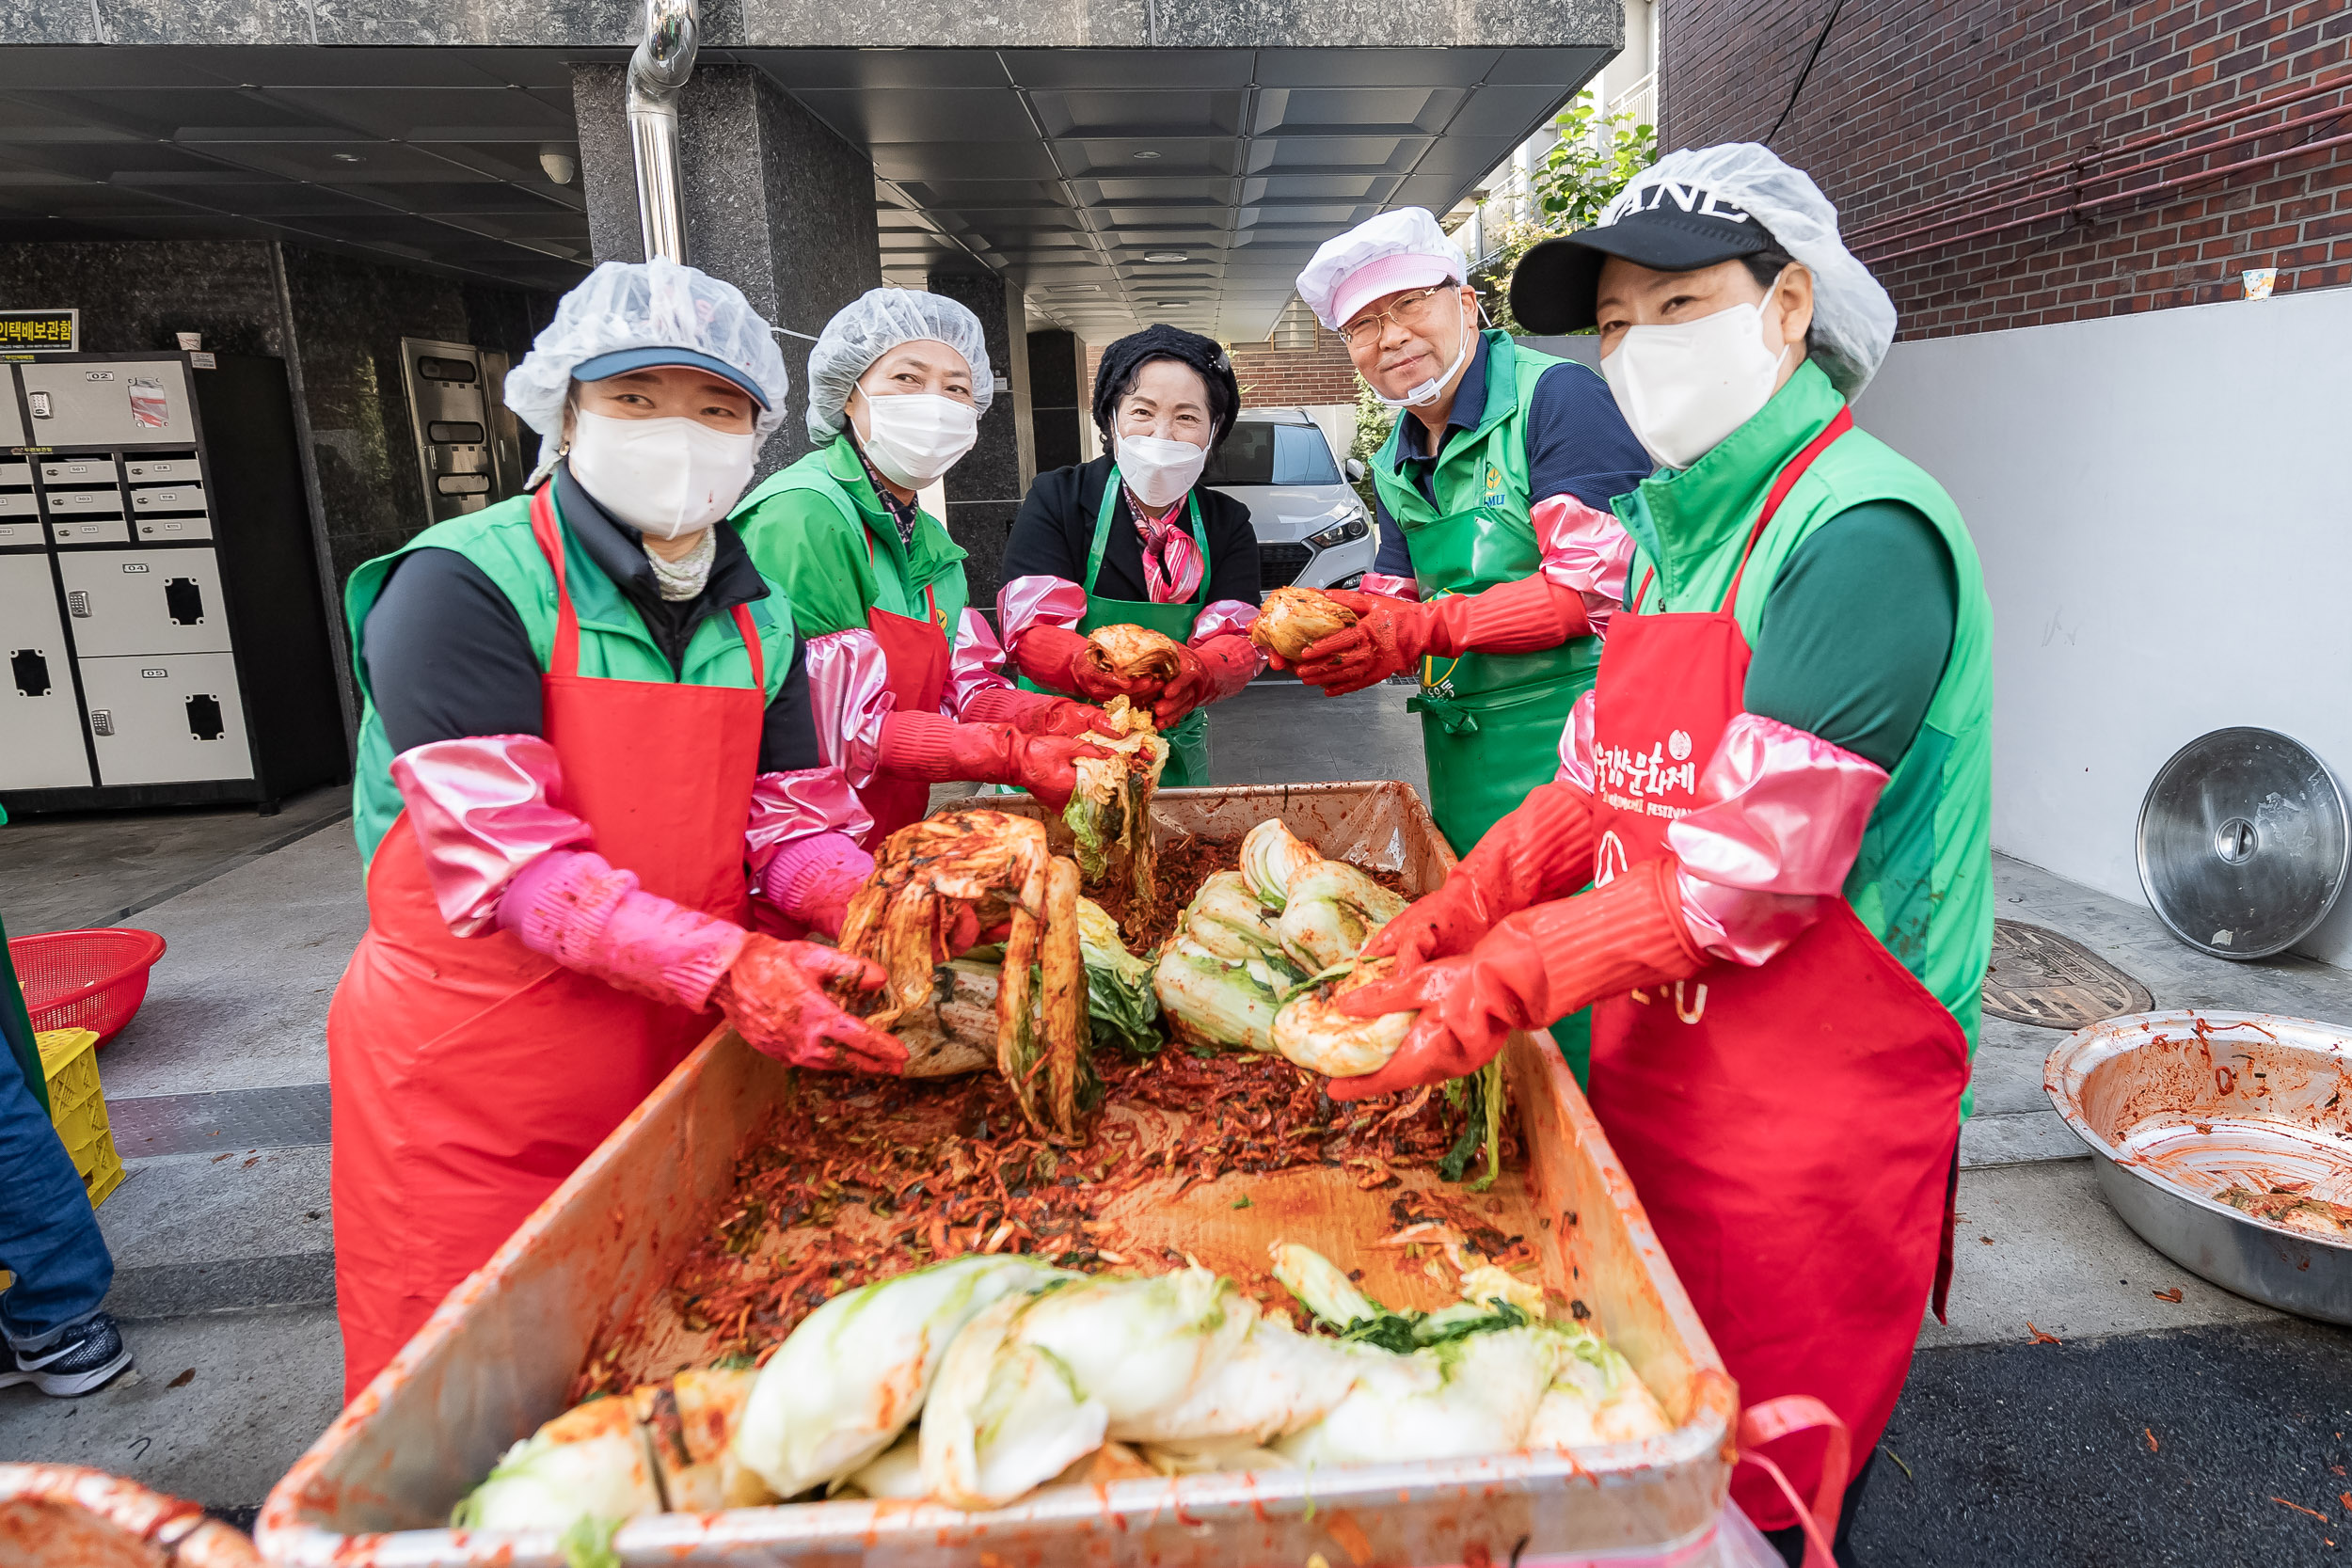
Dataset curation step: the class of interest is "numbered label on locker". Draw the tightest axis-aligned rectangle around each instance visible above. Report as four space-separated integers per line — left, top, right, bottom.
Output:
121 458 199 483
0 554 94 790
56 549 231 657
79 653 252 786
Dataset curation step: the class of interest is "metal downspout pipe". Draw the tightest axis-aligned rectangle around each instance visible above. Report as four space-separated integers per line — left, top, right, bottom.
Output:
627 0 698 264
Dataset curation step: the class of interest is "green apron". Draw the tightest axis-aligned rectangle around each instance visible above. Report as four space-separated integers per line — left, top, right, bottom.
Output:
1375 333 1601 1083
1020 470 1213 786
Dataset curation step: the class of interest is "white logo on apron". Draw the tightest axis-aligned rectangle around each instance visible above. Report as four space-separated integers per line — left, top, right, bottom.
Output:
1667 728 1692 762
1594 829 1629 888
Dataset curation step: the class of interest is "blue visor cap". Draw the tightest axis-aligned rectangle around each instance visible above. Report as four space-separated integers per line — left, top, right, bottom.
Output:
572 347 770 409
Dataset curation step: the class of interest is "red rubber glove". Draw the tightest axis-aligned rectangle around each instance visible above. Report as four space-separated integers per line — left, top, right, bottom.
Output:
710 934 908 1074
1147 633 1257 727
1292 590 1440 696
1010 624 1144 705
1362 781 1596 975
876 710 1111 812
960 685 1115 739
1327 858 1704 1100
1294 579 1593 698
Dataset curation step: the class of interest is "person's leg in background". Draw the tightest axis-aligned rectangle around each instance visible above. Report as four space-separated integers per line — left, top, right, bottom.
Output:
0 906 133 1397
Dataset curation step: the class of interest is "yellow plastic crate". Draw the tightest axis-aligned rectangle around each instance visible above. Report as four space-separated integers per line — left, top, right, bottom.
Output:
34 1027 125 1210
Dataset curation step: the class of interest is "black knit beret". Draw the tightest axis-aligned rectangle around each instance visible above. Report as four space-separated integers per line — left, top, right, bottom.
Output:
1090 324 1241 450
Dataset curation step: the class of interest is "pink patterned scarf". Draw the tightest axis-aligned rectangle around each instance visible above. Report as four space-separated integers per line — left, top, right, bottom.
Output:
1125 487 1204 604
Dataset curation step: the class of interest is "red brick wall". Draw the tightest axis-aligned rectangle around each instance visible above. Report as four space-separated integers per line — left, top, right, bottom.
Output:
1082 333 1359 412
1659 0 2352 337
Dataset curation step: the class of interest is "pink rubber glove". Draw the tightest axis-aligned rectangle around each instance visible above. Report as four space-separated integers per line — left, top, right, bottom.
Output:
756 832 874 940
499 847 747 1008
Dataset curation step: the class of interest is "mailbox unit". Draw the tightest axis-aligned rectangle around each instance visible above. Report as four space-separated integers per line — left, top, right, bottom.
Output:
0 351 342 812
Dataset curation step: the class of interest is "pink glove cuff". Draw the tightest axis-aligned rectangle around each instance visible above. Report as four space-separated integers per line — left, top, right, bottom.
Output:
996 574 1089 652
499 848 747 1009
391 736 593 937
747 768 873 870
1532 493 1636 640
804 628 895 789
758 832 875 923
1190 599 1260 641
945 608 1016 717
1554 689 1597 792
1360 573 1420 601
1663 712 1890 966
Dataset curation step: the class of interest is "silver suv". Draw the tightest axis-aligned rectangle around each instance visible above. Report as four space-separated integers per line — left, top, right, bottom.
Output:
1200 408 1375 594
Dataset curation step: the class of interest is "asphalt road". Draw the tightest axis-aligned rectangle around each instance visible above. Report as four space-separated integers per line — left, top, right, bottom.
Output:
1854 1319 2352 1566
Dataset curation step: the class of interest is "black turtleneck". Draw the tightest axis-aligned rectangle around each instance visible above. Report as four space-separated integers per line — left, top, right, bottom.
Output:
360 467 820 771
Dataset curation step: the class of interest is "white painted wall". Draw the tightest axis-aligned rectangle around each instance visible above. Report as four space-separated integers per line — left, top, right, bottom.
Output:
1853 287 2352 965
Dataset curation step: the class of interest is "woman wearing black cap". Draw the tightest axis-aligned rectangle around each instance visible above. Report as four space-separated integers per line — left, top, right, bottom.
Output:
997 325 1263 784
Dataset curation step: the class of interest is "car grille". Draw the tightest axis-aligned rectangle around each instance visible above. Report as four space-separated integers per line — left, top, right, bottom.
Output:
1259 543 1312 589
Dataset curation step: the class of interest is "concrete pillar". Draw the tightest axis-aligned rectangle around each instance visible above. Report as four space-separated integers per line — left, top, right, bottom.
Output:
1026 327 1087 475
924 267 1033 616
572 62 881 477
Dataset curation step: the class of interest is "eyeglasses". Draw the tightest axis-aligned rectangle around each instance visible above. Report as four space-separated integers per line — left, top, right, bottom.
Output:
1336 285 1457 351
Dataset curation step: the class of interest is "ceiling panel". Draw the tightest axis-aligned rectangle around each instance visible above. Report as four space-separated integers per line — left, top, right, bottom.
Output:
0 42 1603 338
789 87 1038 146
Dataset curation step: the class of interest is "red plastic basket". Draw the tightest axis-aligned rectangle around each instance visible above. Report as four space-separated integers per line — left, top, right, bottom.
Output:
10 928 167 1048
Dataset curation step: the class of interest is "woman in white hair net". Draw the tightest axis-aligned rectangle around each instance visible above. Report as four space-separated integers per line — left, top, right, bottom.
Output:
732 286 1112 846
1328 145 1994 1564
329 258 903 1400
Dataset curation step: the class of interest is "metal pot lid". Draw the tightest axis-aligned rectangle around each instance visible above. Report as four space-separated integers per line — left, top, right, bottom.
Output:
2137 727 2349 959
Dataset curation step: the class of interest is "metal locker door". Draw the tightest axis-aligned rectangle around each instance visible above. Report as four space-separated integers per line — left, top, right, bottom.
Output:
19 359 194 448
0 553 93 789
76 653 252 785
55 548 232 657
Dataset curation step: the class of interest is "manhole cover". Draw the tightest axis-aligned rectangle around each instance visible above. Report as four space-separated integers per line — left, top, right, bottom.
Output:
1981 919 2155 1029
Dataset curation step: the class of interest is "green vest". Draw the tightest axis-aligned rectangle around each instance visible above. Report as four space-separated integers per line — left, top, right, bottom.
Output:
1614 360 1995 1085
730 436 970 640
344 489 796 870
1371 330 1606 856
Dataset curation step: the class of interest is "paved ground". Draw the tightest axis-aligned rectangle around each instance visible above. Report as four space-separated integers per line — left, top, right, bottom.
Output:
2 676 2346 1564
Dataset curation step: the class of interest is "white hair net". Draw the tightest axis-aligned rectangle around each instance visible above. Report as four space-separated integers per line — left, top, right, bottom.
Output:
805 287 994 445
503 257 792 441
1602 144 1896 400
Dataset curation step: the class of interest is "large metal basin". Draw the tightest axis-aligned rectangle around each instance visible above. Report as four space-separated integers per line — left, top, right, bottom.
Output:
259 783 1740 1566
2045 1008 2352 1323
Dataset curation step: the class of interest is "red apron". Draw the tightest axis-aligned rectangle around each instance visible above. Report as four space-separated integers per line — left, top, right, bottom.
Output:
857 526 952 843
327 486 765 1399
1585 409 1968 1531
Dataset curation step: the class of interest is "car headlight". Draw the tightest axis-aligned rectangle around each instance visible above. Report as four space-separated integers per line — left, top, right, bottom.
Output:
1305 514 1370 551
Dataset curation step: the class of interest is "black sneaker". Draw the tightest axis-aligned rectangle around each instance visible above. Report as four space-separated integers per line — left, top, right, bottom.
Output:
1 1313 134 1397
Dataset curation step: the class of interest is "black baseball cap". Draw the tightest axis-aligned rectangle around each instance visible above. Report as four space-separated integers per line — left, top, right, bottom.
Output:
1509 183 1773 334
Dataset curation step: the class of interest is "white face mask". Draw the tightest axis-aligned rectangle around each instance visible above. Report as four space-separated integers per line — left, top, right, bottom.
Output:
1371 295 1477 410
1115 432 1209 510
1599 283 1793 470
855 391 979 488
565 409 759 540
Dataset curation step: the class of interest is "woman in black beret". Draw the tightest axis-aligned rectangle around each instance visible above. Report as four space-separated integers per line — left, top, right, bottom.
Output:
994 325 1263 784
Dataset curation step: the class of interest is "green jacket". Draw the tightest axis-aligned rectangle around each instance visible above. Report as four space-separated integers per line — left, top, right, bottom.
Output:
1614 360 1996 1086
730 435 970 639
343 489 796 869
